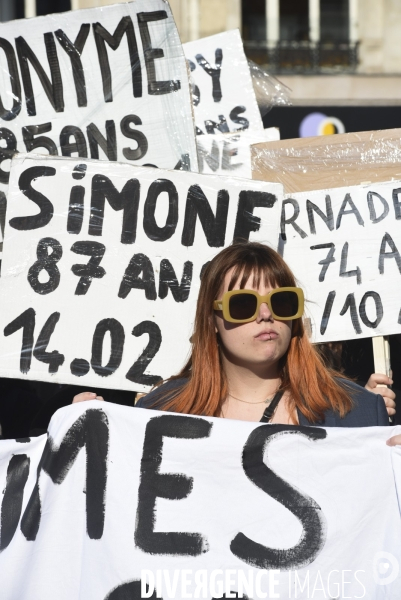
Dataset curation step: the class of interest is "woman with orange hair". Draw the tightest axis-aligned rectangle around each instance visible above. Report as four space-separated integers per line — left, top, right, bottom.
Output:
130 241 388 426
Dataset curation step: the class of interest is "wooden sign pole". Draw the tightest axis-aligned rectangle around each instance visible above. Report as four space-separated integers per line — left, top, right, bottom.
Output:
372 336 392 423
372 336 391 378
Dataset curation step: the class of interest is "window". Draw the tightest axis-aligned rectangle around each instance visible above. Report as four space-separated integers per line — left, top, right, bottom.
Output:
241 0 357 72
279 0 309 42
242 0 266 42
0 0 71 20
36 0 71 16
321 0 349 42
0 0 25 21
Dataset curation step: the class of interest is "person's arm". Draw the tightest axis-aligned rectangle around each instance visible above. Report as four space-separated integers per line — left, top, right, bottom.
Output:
365 373 395 417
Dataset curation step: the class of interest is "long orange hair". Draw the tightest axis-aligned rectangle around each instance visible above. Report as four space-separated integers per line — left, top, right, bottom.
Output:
158 241 352 423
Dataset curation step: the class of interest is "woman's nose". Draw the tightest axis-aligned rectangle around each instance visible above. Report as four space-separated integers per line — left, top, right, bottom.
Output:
256 302 273 322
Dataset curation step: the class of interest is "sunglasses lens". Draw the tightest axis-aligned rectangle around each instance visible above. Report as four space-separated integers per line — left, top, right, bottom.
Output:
229 293 257 321
271 291 299 318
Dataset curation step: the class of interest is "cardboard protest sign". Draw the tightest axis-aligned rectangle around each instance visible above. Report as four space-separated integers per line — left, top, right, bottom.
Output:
184 30 264 136
0 0 197 199
281 180 401 342
0 401 400 599
197 128 279 178
251 128 401 193
0 154 282 391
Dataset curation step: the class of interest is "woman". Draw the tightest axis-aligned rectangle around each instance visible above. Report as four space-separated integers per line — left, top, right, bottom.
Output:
76 242 390 427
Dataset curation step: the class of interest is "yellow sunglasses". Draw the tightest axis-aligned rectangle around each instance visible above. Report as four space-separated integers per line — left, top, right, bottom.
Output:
213 287 304 323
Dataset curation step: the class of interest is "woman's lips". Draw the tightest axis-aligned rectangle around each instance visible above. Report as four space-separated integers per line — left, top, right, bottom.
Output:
255 331 278 341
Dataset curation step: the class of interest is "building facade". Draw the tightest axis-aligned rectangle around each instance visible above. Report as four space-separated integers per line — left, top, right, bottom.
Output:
0 0 400 105
169 0 401 106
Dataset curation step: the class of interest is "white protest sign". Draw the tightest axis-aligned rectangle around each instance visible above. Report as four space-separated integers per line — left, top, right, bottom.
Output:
0 154 282 391
197 128 280 178
0 1 197 199
183 30 264 136
281 180 401 342
0 401 400 600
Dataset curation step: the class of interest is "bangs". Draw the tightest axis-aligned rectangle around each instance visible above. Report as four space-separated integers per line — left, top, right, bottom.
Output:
227 254 295 291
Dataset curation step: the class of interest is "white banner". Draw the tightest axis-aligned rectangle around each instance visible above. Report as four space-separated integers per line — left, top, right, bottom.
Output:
0 154 282 391
183 30 264 136
0 401 400 599
197 128 280 178
0 0 197 190
282 180 401 342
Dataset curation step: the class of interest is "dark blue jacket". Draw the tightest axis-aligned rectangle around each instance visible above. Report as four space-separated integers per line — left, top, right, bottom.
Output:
136 378 389 427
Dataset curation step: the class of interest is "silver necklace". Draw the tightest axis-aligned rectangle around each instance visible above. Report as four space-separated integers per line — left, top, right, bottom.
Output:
228 392 277 405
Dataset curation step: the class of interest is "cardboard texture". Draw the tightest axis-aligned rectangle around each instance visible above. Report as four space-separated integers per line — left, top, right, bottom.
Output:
0 154 282 391
282 179 401 343
0 0 200 258
0 1 198 189
251 128 401 193
184 30 264 136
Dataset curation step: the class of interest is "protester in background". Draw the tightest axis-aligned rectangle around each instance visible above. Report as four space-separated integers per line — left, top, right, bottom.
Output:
76 242 389 427
364 374 395 414
316 342 396 418
342 336 401 422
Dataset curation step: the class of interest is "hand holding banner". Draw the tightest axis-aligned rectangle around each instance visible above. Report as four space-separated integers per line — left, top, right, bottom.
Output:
0 401 400 599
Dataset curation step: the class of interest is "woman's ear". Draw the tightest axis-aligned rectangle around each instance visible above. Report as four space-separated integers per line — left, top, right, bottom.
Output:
213 311 218 334
214 313 221 335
